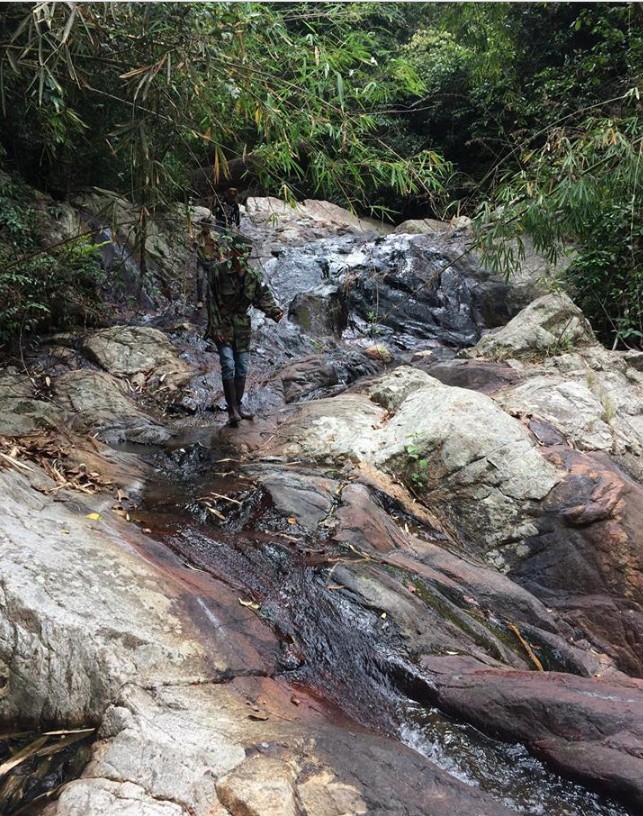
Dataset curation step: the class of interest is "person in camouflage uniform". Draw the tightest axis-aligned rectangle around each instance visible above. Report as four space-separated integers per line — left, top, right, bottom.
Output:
193 217 223 308
214 187 240 231
205 233 283 426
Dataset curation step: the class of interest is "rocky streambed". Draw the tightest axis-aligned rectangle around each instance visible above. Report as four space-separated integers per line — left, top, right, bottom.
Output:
1 197 643 815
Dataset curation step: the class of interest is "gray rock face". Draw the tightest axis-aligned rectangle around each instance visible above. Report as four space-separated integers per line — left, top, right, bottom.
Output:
267 366 558 556
0 468 211 725
4 191 643 816
53 369 171 444
0 369 67 436
84 326 193 379
466 292 596 360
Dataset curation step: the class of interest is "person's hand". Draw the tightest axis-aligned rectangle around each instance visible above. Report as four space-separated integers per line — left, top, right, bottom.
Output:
212 333 225 343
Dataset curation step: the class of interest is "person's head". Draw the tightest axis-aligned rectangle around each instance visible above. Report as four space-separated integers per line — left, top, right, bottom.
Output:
228 234 252 265
224 188 238 202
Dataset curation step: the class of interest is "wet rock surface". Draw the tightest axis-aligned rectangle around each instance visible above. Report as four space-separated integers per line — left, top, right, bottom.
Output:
1 196 642 815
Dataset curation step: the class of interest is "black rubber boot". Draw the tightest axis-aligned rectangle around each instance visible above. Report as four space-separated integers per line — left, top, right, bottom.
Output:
234 377 254 420
222 379 241 426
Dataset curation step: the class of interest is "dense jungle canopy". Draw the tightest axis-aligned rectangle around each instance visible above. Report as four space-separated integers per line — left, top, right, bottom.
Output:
1 1 642 349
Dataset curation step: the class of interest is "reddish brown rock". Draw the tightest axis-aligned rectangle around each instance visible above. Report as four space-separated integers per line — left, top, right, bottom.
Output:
421 656 643 808
514 447 643 675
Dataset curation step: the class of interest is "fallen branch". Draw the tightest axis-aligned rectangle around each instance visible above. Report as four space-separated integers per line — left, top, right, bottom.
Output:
507 622 544 671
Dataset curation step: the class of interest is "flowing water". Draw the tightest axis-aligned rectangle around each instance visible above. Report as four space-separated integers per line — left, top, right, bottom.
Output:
132 445 635 816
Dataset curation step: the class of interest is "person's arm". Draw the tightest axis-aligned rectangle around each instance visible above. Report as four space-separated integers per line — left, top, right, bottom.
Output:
195 234 208 265
251 271 283 322
206 263 227 341
233 202 240 227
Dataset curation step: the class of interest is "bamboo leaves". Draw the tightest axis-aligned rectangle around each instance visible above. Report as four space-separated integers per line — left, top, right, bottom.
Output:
0 2 448 214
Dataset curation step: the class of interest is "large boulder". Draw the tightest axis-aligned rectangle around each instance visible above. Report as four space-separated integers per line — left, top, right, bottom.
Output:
421 656 643 808
53 370 171 444
83 326 194 382
260 364 643 676
497 344 643 460
466 292 596 360
0 368 67 436
267 366 558 556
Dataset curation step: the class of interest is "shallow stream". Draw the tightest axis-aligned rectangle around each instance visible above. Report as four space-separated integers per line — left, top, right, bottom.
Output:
131 444 635 816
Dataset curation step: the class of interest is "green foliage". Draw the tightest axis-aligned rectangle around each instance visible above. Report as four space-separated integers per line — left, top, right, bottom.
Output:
418 3 643 350
0 2 449 215
404 442 429 489
473 109 643 349
0 176 106 348
564 198 643 348
1 1 642 352
0 238 107 349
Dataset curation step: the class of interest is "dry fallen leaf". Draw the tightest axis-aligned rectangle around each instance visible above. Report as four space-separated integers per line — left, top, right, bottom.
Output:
238 598 261 610
287 517 297 525
86 512 102 520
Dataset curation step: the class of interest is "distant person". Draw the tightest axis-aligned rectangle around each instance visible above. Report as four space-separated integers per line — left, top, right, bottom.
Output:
193 215 222 309
214 188 240 231
205 233 283 426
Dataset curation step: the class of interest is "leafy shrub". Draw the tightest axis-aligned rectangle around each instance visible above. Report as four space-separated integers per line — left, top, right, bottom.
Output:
561 201 643 349
0 238 107 351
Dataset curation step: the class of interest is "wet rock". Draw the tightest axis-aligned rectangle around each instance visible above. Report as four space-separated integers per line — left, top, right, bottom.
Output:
258 470 336 528
288 286 347 337
252 466 586 676
1 459 525 816
421 656 643 809
343 234 485 347
421 358 525 394
275 350 385 406
255 227 555 356
258 364 643 677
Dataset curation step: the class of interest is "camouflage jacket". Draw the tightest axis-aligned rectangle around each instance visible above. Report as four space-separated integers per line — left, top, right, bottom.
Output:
194 229 222 265
205 257 281 352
